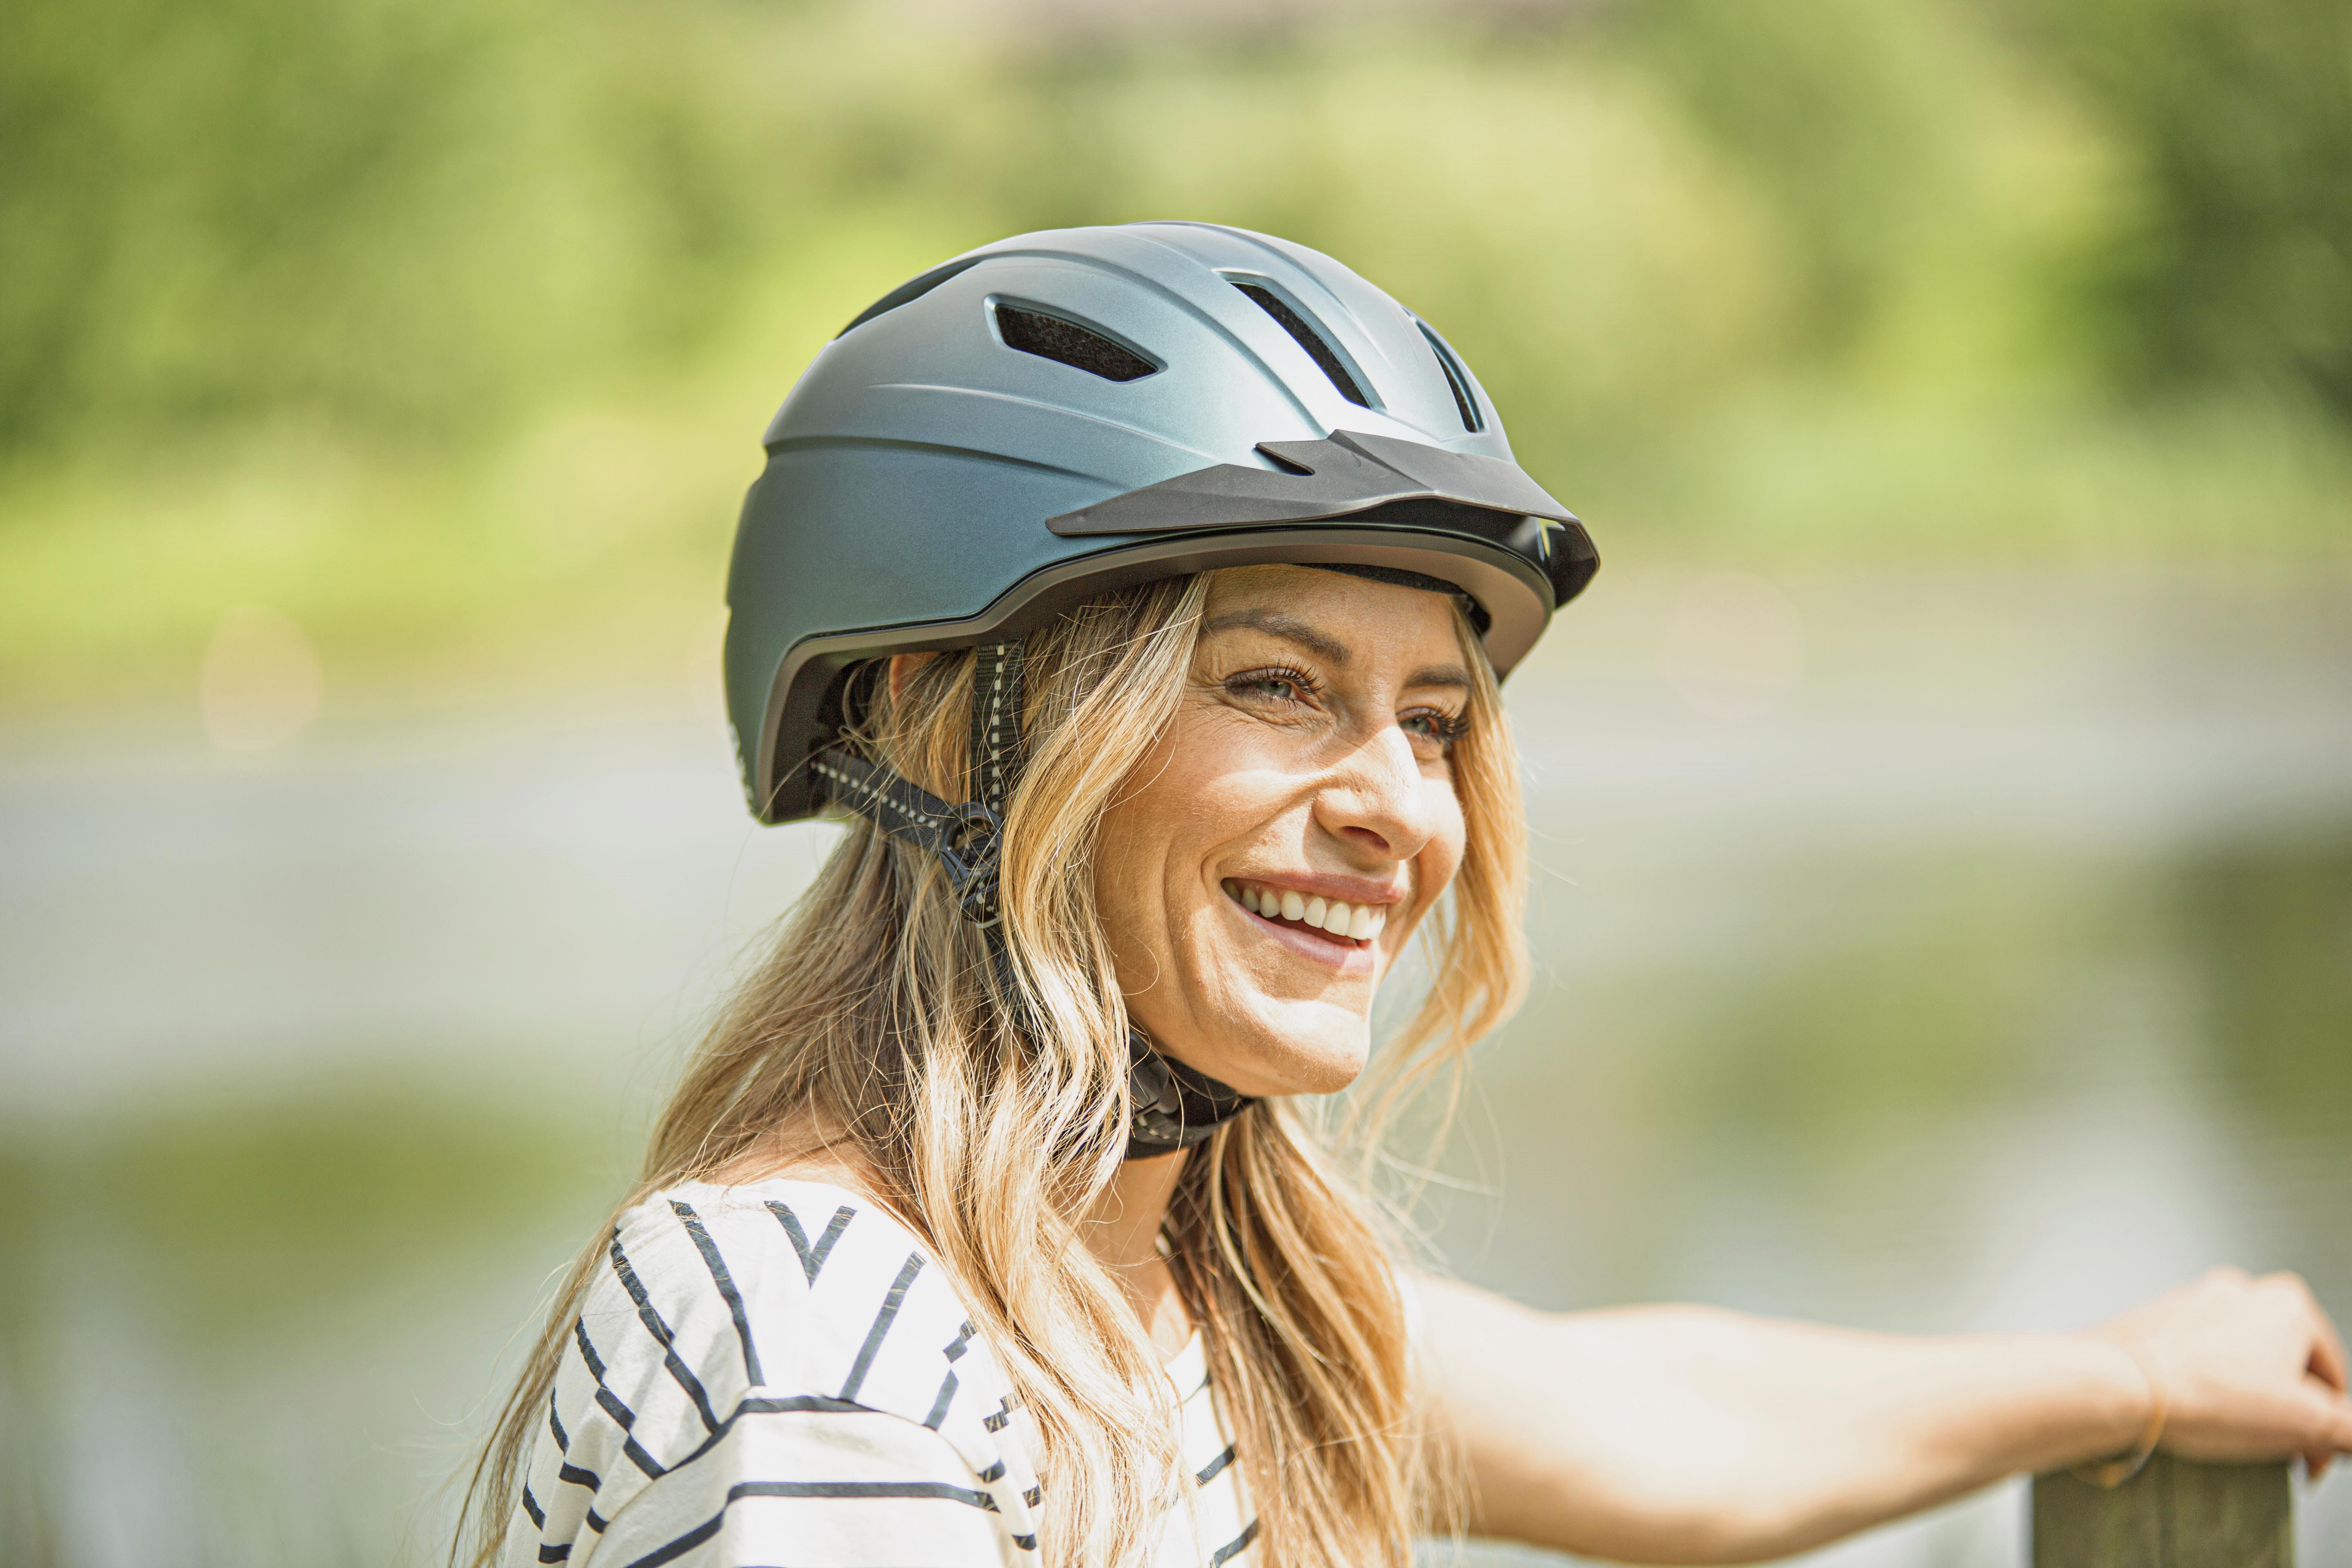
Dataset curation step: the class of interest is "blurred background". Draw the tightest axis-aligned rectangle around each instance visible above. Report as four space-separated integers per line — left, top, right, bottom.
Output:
2 0 2348 1562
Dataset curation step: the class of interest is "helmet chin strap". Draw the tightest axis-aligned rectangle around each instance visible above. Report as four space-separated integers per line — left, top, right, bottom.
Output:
1123 1029 1253 1158
811 641 1256 1159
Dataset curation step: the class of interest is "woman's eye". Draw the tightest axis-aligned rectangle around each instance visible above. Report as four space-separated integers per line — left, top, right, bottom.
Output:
1402 711 1466 747
1226 669 1314 705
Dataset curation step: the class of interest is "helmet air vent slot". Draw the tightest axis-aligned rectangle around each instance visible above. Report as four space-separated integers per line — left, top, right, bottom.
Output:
992 302 1159 382
1227 280 1372 409
1418 321 1485 432
838 256 984 337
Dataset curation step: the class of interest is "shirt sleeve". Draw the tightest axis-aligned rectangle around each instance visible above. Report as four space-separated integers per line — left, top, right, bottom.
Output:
569 1399 1016 1568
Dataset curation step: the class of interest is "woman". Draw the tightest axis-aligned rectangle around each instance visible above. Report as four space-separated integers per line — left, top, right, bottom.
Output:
458 223 2350 1568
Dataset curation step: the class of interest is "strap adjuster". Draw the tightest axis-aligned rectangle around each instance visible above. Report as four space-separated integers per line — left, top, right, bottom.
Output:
934 799 1005 927
808 748 1007 926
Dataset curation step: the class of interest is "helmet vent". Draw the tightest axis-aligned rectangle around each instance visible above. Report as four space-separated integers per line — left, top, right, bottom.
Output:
1229 281 1372 408
993 303 1159 382
838 256 983 337
1418 322 1485 433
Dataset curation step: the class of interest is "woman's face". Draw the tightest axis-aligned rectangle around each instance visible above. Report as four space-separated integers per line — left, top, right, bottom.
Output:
1093 566 1474 1097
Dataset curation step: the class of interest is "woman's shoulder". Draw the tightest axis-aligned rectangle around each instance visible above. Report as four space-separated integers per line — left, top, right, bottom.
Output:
582 1174 1011 1438
523 1176 1044 1568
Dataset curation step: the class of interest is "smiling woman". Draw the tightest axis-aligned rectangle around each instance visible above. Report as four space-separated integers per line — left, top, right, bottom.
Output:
1091 569 1505 1103
454 224 2350 1568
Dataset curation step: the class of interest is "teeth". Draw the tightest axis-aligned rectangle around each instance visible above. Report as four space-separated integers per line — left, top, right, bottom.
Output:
1223 880 1392 944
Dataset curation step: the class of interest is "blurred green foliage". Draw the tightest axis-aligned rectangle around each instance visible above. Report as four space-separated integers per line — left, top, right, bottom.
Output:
0 0 777 450
2018 0 2352 414
0 0 2346 708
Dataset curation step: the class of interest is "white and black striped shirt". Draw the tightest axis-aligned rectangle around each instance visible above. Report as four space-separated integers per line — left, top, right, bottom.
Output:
506 1178 1259 1568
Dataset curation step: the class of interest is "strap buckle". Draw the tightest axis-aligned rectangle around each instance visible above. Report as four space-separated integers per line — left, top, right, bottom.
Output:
808 748 1007 926
932 798 1006 927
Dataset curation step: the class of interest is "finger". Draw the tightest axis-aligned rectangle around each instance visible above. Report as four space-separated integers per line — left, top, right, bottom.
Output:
2292 1278 2350 1394
2285 1379 2352 1457
2317 1384 2352 1457
2314 1338 2349 1396
2269 1273 2344 1366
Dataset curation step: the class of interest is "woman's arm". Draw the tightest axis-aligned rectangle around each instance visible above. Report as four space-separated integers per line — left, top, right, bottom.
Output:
1413 1268 2352 1565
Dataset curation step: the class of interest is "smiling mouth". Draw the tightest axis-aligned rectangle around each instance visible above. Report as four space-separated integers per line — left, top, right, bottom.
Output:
1221 880 1388 946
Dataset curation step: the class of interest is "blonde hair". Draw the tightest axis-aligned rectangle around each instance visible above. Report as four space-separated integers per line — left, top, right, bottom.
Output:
454 571 1529 1568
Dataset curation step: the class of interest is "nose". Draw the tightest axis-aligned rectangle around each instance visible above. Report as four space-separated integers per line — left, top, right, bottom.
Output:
1312 723 1442 863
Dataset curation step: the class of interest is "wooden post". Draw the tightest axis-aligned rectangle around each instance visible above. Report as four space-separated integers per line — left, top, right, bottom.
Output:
2032 1454 2293 1567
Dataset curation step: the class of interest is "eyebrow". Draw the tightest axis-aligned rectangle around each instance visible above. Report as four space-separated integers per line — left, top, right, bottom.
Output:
1201 609 1353 666
1203 609 1476 693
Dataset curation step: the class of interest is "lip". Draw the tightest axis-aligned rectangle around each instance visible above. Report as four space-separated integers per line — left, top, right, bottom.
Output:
1228 900 1380 973
1226 871 1408 909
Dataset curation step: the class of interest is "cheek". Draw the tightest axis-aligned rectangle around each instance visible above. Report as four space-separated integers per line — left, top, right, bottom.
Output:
1091 800 1165 940
1120 712 1289 862
1406 788 1469 927
1092 726 1244 929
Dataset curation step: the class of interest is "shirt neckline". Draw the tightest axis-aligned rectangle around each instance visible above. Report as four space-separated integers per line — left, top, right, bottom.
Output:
1165 1326 1207 1387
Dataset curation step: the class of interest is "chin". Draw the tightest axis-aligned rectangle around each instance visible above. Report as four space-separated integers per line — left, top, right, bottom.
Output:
1202 1003 1370 1098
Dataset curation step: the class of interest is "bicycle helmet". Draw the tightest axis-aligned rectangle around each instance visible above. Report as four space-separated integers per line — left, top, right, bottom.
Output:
722 221 1598 1154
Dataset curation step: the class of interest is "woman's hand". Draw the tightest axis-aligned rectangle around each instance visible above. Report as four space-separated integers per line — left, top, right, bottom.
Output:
2091 1266 2352 1478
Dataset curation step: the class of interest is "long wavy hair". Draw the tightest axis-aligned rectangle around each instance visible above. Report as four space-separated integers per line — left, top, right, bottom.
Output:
454 570 1529 1568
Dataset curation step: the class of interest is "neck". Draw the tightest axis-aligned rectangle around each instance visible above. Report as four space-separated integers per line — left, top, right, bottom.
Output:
1082 1148 1192 1359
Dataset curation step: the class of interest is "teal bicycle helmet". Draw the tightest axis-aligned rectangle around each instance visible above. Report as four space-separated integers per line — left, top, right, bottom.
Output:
722 221 1597 1153
726 220 1594 825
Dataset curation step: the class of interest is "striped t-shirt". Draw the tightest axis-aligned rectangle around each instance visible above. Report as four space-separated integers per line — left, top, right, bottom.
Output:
506 1177 1259 1568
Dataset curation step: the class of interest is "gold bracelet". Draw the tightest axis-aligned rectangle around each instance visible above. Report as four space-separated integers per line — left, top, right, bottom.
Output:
2073 1339 2168 1489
